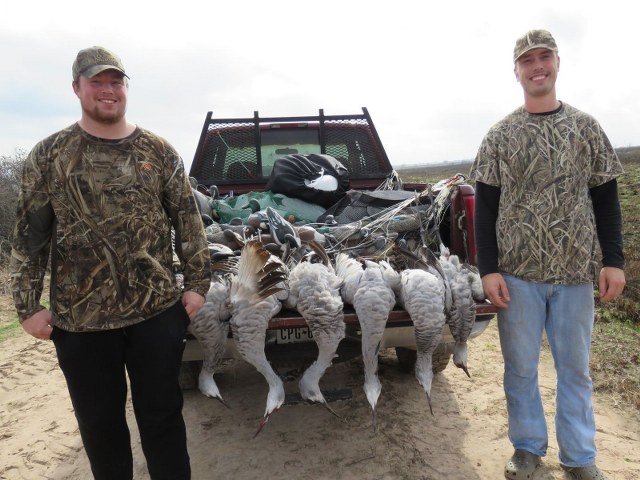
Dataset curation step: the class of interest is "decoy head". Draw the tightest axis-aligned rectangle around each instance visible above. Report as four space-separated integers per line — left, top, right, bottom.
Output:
266 207 300 249
241 198 261 213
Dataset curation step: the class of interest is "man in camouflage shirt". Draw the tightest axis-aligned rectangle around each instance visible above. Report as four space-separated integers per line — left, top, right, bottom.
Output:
470 30 625 480
10 46 211 479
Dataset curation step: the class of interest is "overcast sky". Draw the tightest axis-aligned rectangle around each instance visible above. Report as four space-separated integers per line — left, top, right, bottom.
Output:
2 0 639 173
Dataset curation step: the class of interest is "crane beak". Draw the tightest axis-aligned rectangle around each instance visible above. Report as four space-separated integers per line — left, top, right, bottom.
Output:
321 402 347 423
371 408 377 433
215 396 231 409
426 391 434 416
253 408 279 438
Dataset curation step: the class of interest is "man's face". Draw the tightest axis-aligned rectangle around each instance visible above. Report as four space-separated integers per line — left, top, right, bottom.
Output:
514 48 560 99
73 69 128 125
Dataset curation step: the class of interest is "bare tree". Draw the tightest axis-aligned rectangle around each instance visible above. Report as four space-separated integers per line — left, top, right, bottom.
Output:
0 149 26 260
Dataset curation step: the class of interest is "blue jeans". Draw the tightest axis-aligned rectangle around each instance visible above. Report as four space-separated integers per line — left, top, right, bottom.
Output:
51 300 191 480
498 274 596 468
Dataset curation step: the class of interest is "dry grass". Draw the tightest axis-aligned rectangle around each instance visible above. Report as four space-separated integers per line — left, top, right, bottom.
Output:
592 149 640 410
0 250 11 295
0 270 20 342
0 263 46 342
591 317 640 410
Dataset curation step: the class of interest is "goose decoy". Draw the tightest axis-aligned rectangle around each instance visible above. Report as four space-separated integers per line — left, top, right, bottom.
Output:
265 207 301 250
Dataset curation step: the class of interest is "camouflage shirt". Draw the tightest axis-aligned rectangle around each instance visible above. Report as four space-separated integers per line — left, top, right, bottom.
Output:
10 123 211 331
469 102 623 284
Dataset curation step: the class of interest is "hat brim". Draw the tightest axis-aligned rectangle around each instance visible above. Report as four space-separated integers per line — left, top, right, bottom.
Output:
81 65 129 79
514 45 558 62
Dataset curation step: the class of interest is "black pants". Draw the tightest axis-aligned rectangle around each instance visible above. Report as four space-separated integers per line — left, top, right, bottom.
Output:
51 301 191 480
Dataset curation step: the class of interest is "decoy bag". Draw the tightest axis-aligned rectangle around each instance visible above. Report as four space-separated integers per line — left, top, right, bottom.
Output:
265 153 350 208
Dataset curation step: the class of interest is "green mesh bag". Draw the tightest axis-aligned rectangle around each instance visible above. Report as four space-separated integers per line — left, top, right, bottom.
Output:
210 191 326 225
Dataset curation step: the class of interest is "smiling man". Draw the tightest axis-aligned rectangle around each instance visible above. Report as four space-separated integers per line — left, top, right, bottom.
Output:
10 46 210 479
469 30 625 480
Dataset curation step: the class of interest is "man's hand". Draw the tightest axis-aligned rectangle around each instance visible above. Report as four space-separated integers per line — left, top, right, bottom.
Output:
598 267 625 302
21 309 54 340
182 290 205 319
481 272 511 309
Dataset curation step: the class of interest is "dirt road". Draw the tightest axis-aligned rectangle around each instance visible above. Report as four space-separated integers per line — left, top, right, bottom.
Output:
1 319 639 479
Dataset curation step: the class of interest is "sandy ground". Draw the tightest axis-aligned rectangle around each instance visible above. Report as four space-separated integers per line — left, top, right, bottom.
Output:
1 314 639 480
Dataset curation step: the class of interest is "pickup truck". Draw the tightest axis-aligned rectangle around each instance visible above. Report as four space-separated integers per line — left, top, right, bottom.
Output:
181 107 495 385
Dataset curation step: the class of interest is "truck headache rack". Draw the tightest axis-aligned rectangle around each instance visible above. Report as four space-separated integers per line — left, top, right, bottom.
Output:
190 107 393 193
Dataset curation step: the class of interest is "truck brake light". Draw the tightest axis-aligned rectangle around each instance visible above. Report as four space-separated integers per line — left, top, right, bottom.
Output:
463 194 477 266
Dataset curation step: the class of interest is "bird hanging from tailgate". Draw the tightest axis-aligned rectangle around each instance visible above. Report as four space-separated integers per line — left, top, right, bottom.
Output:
379 259 402 298
334 252 364 305
188 276 232 406
228 239 289 437
283 241 346 419
438 245 485 378
352 259 397 431
185 246 240 406
398 267 446 415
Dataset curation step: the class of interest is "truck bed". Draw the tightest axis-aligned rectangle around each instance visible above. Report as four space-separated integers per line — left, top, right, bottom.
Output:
182 107 496 377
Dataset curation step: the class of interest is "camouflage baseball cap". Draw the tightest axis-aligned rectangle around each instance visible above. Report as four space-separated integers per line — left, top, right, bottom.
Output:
513 29 558 62
72 46 129 81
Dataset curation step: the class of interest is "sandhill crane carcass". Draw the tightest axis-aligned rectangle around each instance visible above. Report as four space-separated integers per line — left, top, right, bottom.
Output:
439 245 486 377
398 268 446 414
283 248 346 416
227 240 289 435
187 278 232 406
351 259 397 430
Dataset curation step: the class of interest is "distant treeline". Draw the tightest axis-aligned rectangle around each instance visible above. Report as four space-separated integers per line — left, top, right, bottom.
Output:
396 145 640 184
615 145 640 164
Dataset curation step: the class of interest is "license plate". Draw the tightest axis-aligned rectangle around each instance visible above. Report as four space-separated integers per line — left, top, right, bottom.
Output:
276 327 314 344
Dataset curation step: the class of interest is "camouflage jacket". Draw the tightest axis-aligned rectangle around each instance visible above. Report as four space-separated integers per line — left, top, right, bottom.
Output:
470 102 624 284
10 124 211 331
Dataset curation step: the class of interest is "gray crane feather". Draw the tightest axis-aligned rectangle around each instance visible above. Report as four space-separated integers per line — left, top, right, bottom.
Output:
438 247 484 377
399 268 446 414
188 277 232 405
353 259 397 430
286 261 345 412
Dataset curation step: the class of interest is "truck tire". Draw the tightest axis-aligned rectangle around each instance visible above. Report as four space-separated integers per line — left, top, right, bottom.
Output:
179 360 201 390
395 343 453 374
395 347 417 373
431 342 453 374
